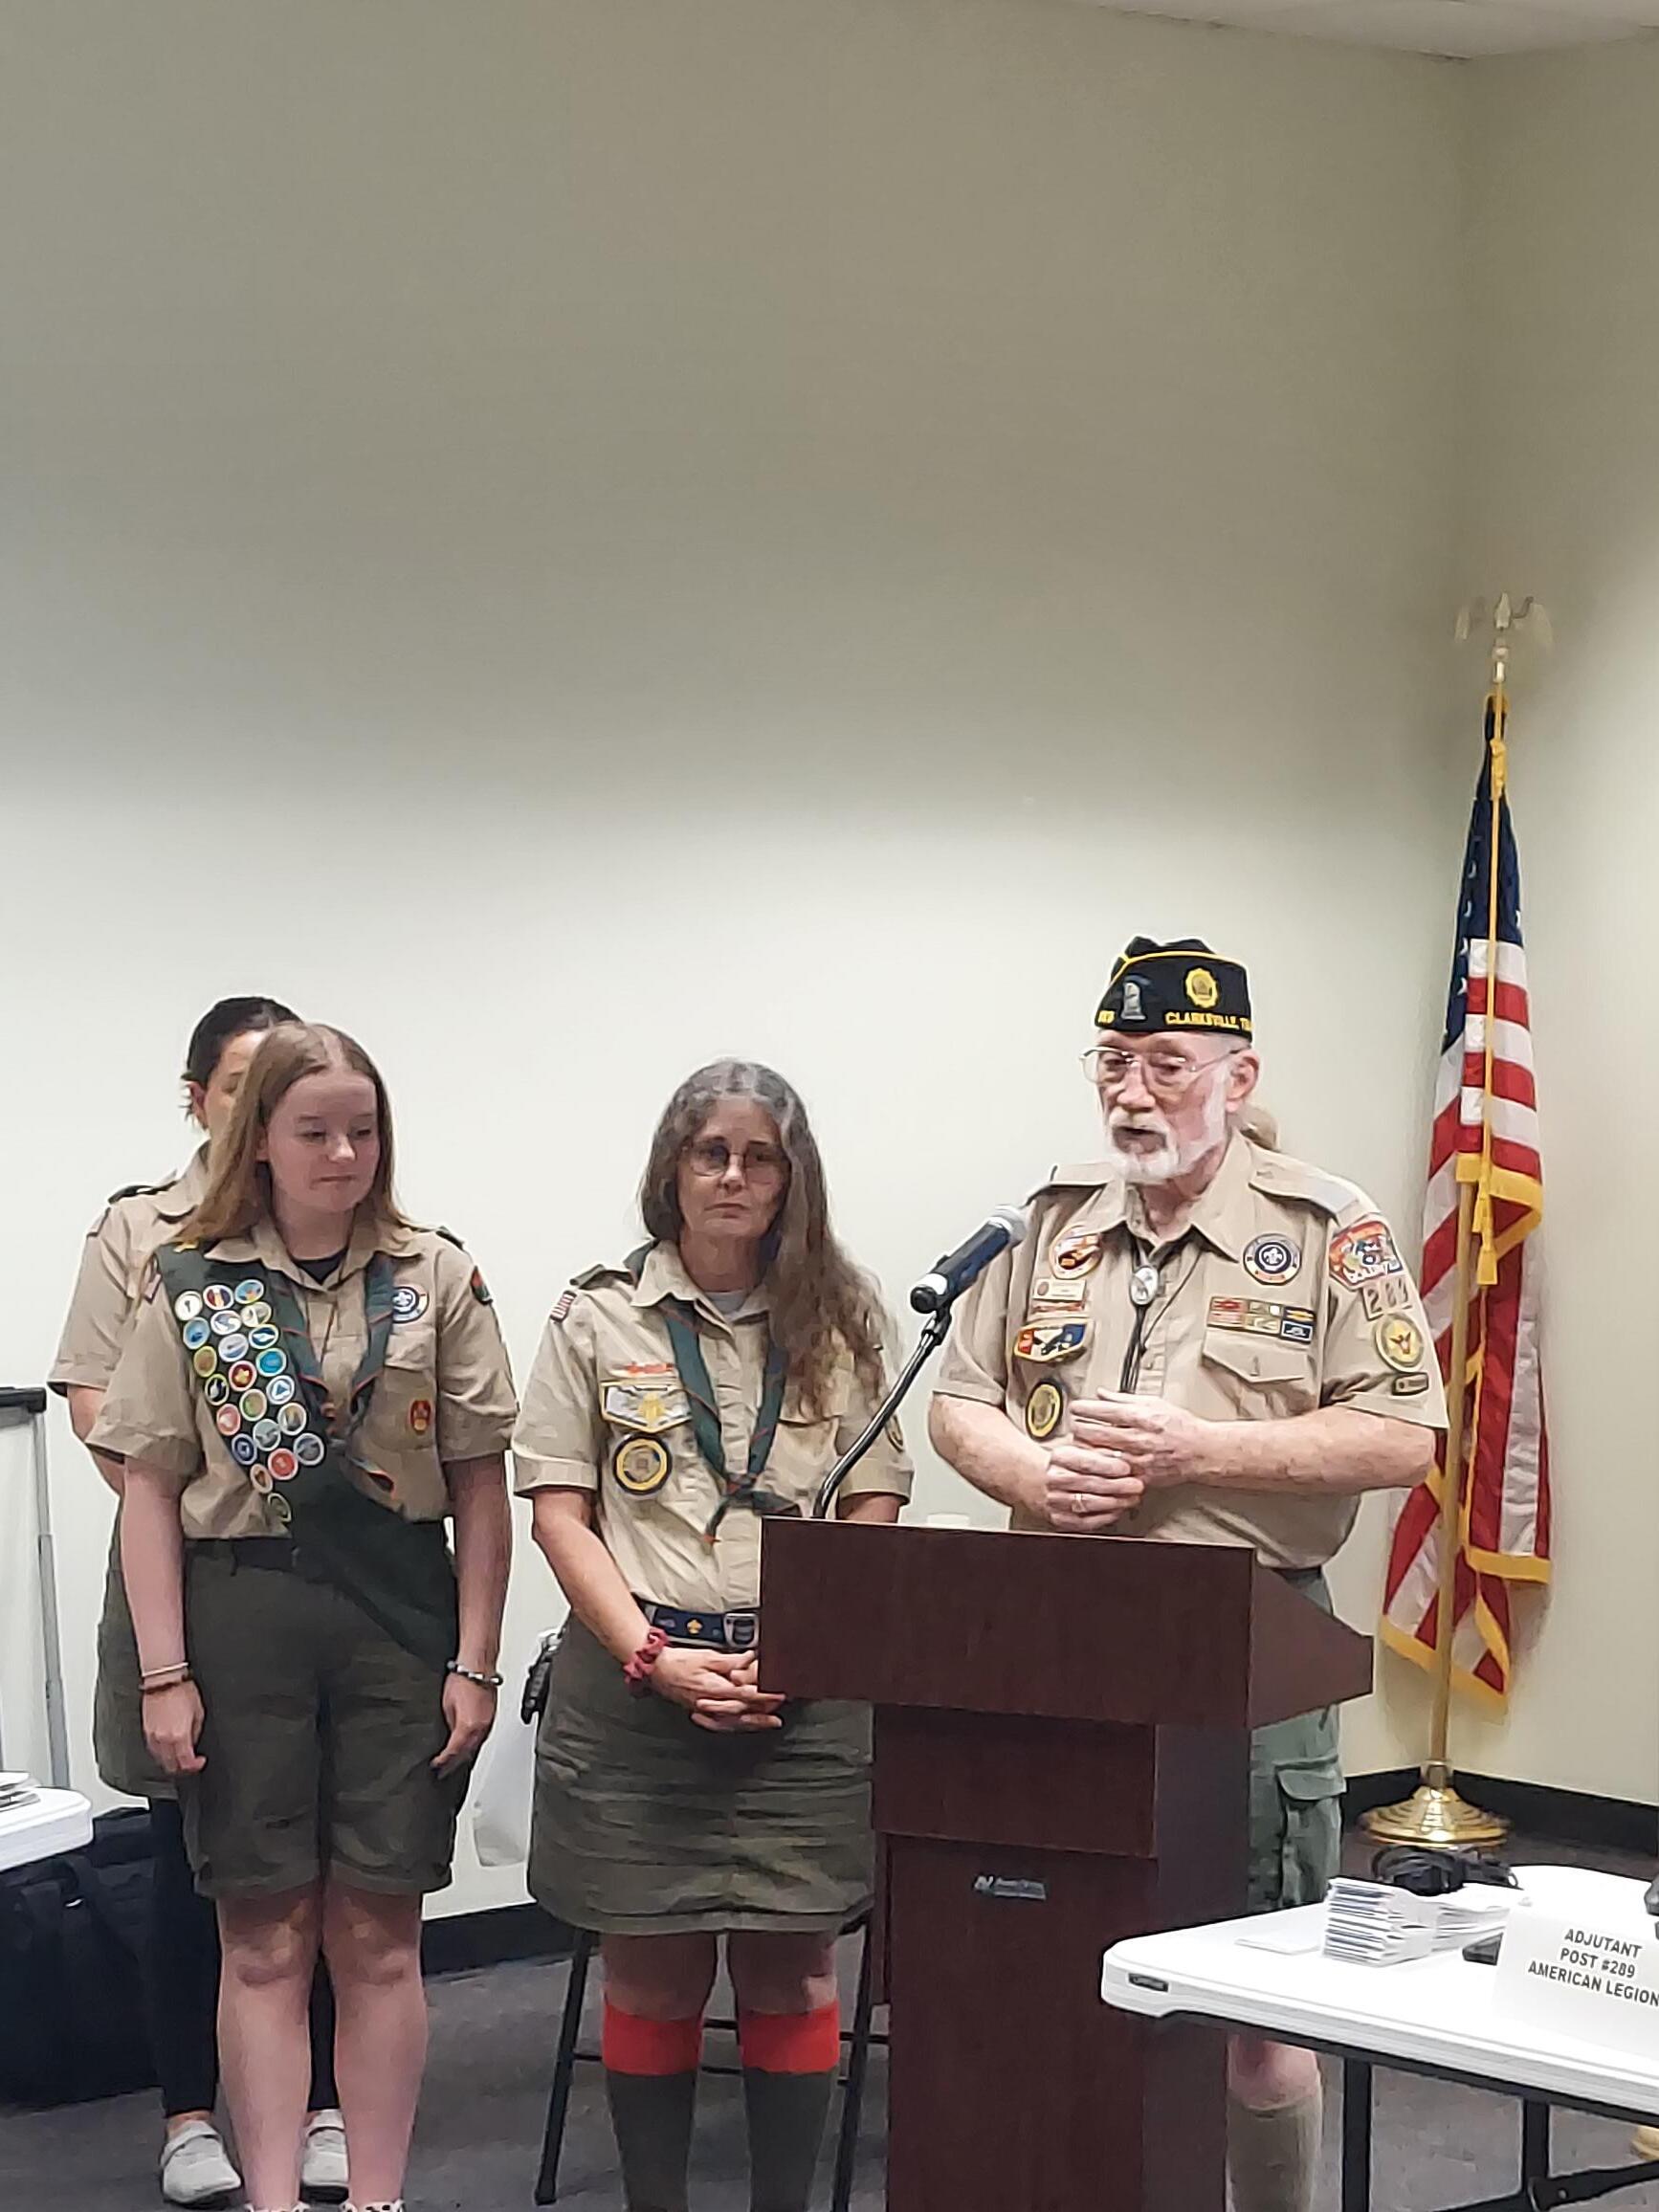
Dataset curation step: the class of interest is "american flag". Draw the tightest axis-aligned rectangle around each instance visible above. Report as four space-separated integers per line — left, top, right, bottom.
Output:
1381 691 1550 1706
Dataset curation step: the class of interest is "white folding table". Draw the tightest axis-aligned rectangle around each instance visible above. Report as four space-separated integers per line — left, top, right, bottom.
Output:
1102 1864 1659 2212
0 1788 94 1875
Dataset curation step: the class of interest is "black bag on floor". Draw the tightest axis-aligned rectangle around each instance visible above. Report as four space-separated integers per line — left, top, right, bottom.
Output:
0 1803 158 2105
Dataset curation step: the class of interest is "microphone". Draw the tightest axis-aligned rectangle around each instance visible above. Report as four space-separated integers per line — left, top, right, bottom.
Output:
910 1206 1029 1315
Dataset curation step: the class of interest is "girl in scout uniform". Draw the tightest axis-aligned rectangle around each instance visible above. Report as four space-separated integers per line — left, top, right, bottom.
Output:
93 1023 517 2212
516 1059 914 2212
51 994 350 2210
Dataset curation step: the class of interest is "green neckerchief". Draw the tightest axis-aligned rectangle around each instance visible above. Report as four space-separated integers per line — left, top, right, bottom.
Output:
156 1243 457 1670
659 1298 793 1543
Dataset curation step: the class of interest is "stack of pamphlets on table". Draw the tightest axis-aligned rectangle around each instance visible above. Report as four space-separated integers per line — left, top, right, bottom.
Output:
1323 1877 1515 1967
0 1772 40 1813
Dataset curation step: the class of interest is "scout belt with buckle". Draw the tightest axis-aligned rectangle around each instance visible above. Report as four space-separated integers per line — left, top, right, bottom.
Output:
636 1599 760 1652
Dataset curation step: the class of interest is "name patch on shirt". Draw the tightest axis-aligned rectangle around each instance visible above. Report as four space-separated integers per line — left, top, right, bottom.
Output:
1028 1274 1089 1313
1207 1297 1316 1345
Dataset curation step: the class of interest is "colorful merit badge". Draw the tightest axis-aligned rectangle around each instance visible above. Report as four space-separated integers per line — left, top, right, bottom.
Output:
203 1283 234 1313
232 1278 265 1305
1013 1318 1090 1365
1051 1230 1104 1277
173 1292 203 1323
392 1284 429 1324
1328 1217 1404 1290
1374 1315 1425 1372
409 1399 433 1437
613 1435 672 1495
1025 1381 1065 1442
1244 1234 1300 1287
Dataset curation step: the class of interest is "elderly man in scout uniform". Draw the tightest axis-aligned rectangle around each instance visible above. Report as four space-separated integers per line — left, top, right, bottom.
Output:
930 935 1446 2212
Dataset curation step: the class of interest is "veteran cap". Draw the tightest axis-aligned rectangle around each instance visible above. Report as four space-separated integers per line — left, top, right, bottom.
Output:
1095 937 1252 1040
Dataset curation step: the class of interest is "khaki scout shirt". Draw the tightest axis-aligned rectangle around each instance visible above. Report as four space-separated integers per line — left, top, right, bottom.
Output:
50 1150 212 1396
513 1241 914 1613
935 1134 1447 1570
91 1213 518 1541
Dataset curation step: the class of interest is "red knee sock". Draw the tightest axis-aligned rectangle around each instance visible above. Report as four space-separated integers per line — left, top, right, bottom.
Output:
602 2001 704 2075
736 2002 841 2073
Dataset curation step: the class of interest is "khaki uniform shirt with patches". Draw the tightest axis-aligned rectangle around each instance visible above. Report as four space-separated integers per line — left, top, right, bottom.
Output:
935 1134 1447 1570
513 1241 914 1613
50 1150 212 1397
91 1215 518 1541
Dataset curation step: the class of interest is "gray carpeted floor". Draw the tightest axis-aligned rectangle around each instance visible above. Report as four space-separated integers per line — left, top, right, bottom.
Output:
4 1836 1655 2210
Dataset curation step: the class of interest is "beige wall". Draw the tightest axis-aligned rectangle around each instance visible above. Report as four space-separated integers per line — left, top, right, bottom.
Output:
0 0 1648 1912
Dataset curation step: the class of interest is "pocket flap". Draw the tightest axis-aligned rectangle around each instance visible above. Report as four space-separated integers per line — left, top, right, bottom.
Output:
1276 1761 1344 1803
1202 1332 1315 1386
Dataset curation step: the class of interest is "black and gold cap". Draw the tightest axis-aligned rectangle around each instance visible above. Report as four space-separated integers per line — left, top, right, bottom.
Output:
1095 937 1251 1040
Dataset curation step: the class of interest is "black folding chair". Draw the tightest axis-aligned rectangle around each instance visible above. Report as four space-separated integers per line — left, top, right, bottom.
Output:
535 1918 883 2209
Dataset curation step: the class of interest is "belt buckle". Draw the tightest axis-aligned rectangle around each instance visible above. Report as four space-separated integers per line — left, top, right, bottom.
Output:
725 1610 759 1652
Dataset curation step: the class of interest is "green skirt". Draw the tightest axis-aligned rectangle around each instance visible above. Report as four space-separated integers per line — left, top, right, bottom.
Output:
530 1620 874 1936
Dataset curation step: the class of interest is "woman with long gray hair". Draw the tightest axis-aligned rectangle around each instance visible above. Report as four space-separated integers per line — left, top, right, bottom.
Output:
515 1059 912 2212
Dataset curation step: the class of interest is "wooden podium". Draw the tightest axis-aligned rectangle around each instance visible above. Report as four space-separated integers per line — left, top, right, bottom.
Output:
761 1519 1372 2212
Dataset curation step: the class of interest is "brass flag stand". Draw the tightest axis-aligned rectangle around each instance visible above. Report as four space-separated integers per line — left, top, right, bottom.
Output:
1364 594 1548 1851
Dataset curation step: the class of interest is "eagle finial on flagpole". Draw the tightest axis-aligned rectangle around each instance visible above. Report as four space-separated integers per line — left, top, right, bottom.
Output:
1453 592 1551 693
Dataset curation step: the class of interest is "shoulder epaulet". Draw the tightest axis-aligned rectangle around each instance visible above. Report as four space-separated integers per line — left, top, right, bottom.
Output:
1030 1161 1114 1197
106 1181 167 1206
434 1225 465 1250
572 1260 635 1291
1246 1148 1366 1220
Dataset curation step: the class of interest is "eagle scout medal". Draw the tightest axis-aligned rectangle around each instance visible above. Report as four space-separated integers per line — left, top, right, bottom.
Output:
613 1434 673 1495
1013 1318 1090 1364
1374 1315 1425 1372
1244 1233 1300 1287
1051 1229 1104 1277
1329 1217 1404 1289
1025 1380 1065 1441
409 1399 433 1437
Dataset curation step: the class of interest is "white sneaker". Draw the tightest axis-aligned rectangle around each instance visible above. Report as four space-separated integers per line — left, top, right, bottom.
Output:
300 2110 350 2203
159 2121 243 2208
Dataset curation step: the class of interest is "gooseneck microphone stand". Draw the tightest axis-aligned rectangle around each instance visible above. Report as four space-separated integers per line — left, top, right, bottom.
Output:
813 1304 954 1520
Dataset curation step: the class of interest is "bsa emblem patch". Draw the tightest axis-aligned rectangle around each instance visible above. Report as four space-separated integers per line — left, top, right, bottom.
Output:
409 1400 434 1437
1186 966 1220 1010
1374 1316 1425 1373
1244 1234 1300 1287
1051 1230 1104 1277
602 1380 690 1435
1013 1318 1090 1365
1025 1381 1065 1442
1328 1217 1404 1290
392 1285 430 1324
1361 1276 1412 1320
1028 1274 1088 1312
613 1435 672 1495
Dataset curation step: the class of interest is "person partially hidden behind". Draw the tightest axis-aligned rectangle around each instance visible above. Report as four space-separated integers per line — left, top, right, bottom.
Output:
929 937 1448 2212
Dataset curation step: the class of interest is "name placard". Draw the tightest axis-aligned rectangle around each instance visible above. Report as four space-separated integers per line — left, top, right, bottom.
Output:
1493 1908 1659 2059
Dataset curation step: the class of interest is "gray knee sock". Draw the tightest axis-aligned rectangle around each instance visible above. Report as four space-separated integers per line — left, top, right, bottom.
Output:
741 2068 835 2212
605 2070 697 2212
1228 2086 1322 2212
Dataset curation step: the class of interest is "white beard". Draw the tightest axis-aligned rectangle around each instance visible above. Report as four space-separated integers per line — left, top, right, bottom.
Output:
1105 1084 1230 1186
